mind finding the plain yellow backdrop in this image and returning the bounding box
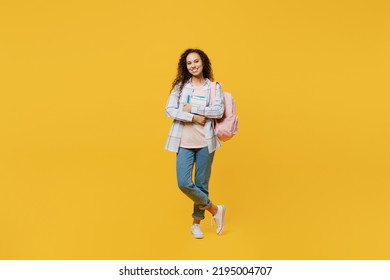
[0,0,389,259]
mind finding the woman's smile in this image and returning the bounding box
[191,67,199,74]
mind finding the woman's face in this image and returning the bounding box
[186,52,204,78]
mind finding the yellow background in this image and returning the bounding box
[1,0,389,259]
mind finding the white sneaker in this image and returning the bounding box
[212,205,226,235]
[191,224,204,239]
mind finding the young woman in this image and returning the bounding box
[165,48,226,239]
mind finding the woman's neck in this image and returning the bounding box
[191,75,205,87]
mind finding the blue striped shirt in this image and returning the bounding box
[165,78,224,153]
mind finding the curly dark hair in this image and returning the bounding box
[171,48,214,93]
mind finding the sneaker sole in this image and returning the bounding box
[191,227,205,239]
[216,205,226,235]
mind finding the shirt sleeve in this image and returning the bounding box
[165,86,194,122]
[190,82,224,119]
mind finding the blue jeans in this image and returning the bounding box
[176,147,215,220]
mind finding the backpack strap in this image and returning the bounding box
[210,82,218,105]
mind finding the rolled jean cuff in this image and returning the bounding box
[192,214,205,220]
[198,201,211,210]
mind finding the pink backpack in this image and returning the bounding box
[210,82,238,142]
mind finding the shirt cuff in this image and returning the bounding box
[183,112,194,122]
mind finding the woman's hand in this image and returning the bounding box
[193,115,206,126]
[183,104,192,112]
